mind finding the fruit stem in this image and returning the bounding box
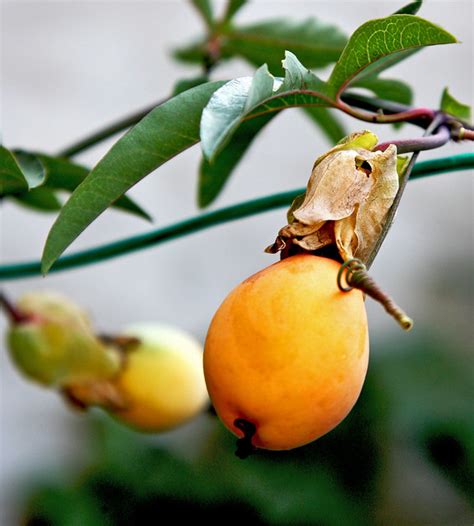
[457,128,474,141]
[234,418,257,459]
[98,334,141,352]
[374,125,451,154]
[337,260,413,331]
[0,291,31,324]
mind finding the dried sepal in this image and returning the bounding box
[266,131,399,263]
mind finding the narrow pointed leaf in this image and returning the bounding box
[13,188,62,212]
[172,76,209,96]
[440,87,471,122]
[37,154,151,220]
[191,0,214,28]
[198,113,275,208]
[327,15,457,97]
[172,41,207,65]
[222,0,247,23]
[42,81,225,273]
[395,0,422,15]
[302,107,347,144]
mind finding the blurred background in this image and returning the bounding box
[1,1,473,524]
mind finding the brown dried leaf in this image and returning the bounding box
[267,131,399,263]
[351,145,399,261]
[293,149,374,225]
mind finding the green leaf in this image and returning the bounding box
[0,145,29,194]
[222,18,347,73]
[0,147,46,194]
[13,187,62,212]
[244,64,275,111]
[201,13,456,161]
[198,113,274,208]
[37,154,151,220]
[200,77,254,160]
[172,76,209,96]
[191,0,214,29]
[351,76,413,106]
[222,0,247,23]
[395,0,422,15]
[1,148,149,219]
[333,129,378,151]
[326,15,457,97]
[396,155,410,177]
[42,81,225,273]
[440,87,471,122]
[13,150,47,189]
[201,52,329,160]
[173,41,207,65]
[302,107,347,144]
[173,17,347,73]
[279,51,327,92]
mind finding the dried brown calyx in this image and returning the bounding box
[266,130,399,264]
[266,130,413,331]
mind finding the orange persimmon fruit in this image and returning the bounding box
[203,254,369,451]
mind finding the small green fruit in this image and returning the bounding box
[5,291,120,386]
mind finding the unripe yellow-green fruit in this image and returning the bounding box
[4,291,120,387]
[106,323,209,432]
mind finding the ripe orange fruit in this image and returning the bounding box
[203,254,369,451]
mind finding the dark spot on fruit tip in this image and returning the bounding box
[234,418,258,459]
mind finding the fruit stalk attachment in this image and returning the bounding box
[234,418,257,459]
[0,291,31,324]
[337,258,413,331]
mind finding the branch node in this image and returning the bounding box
[337,259,413,331]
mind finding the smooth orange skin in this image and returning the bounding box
[203,254,369,451]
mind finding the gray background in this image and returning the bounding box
[1,1,473,524]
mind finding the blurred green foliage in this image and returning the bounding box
[21,331,473,525]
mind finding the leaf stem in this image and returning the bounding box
[336,97,435,125]
[458,128,474,141]
[343,92,474,133]
[0,154,472,281]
